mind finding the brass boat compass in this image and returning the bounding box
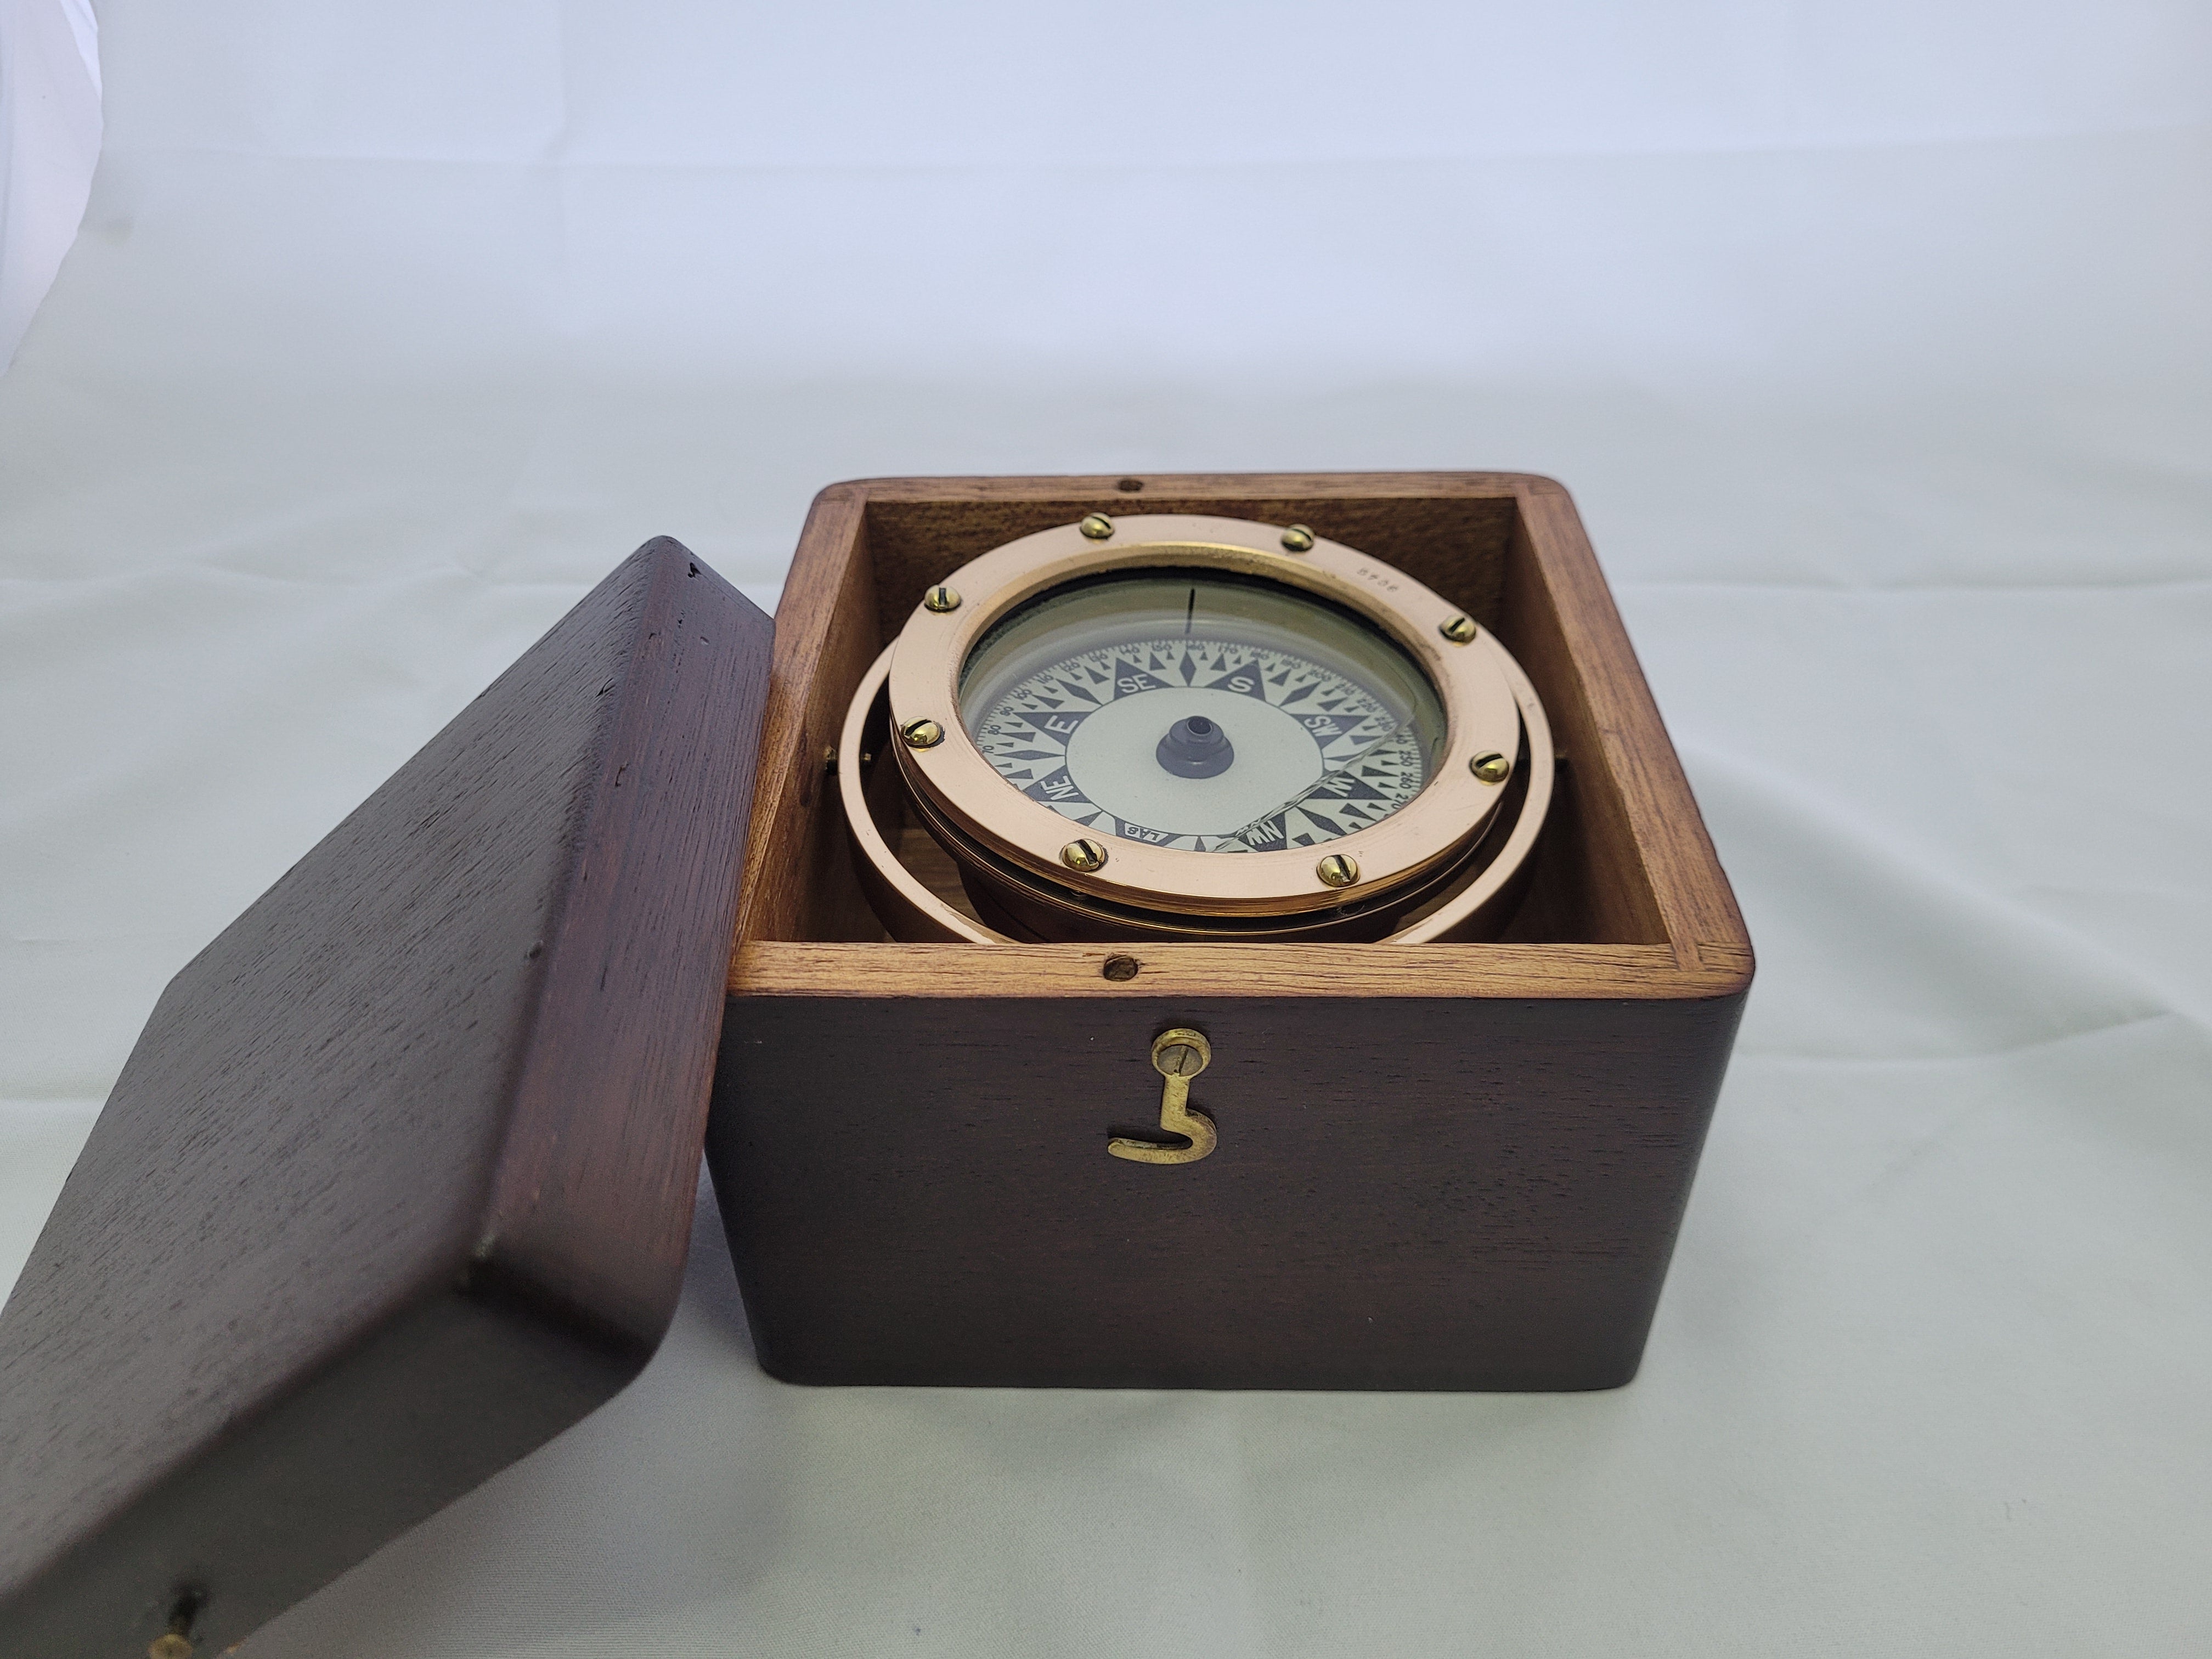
[839,512,1554,944]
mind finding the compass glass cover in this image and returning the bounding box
[958,571,1447,853]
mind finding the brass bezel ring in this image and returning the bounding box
[839,643,1007,943]
[1386,642,1554,943]
[840,641,1556,945]
[885,514,1529,919]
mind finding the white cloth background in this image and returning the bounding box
[0,0,100,369]
[4,3,2210,1654]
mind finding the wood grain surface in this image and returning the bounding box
[713,989,1746,1389]
[0,540,772,1659]
[713,472,1751,1391]
[729,939,1734,1001]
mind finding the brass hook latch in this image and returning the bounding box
[1110,1029,1217,1165]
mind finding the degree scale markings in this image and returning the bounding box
[972,636,1428,852]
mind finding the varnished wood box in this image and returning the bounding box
[710,472,1753,1391]
[0,476,1748,1656]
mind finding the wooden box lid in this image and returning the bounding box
[0,540,773,1658]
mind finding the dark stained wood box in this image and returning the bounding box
[0,473,1749,1657]
[711,472,1753,1391]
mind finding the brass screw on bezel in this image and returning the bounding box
[1061,837,1109,872]
[1440,614,1478,644]
[923,584,961,612]
[1470,751,1512,784]
[1280,523,1316,553]
[900,718,945,749]
[1079,513,1115,540]
[1316,852,1360,888]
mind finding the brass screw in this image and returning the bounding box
[923,584,961,612]
[1102,953,1141,981]
[1280,523,1315,553]
[1316,851,1359,888]
[1079,512,1115,540]
[1151,1028,1212,1077]
[1440,614,1478,644]
[151,1588,204,1658]
[1061,837,1109,872]
[900,718,945,749]
[1470,751,1512,784]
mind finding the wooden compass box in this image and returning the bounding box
[0,472,1750,1657]
[710,471,1753,1393]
